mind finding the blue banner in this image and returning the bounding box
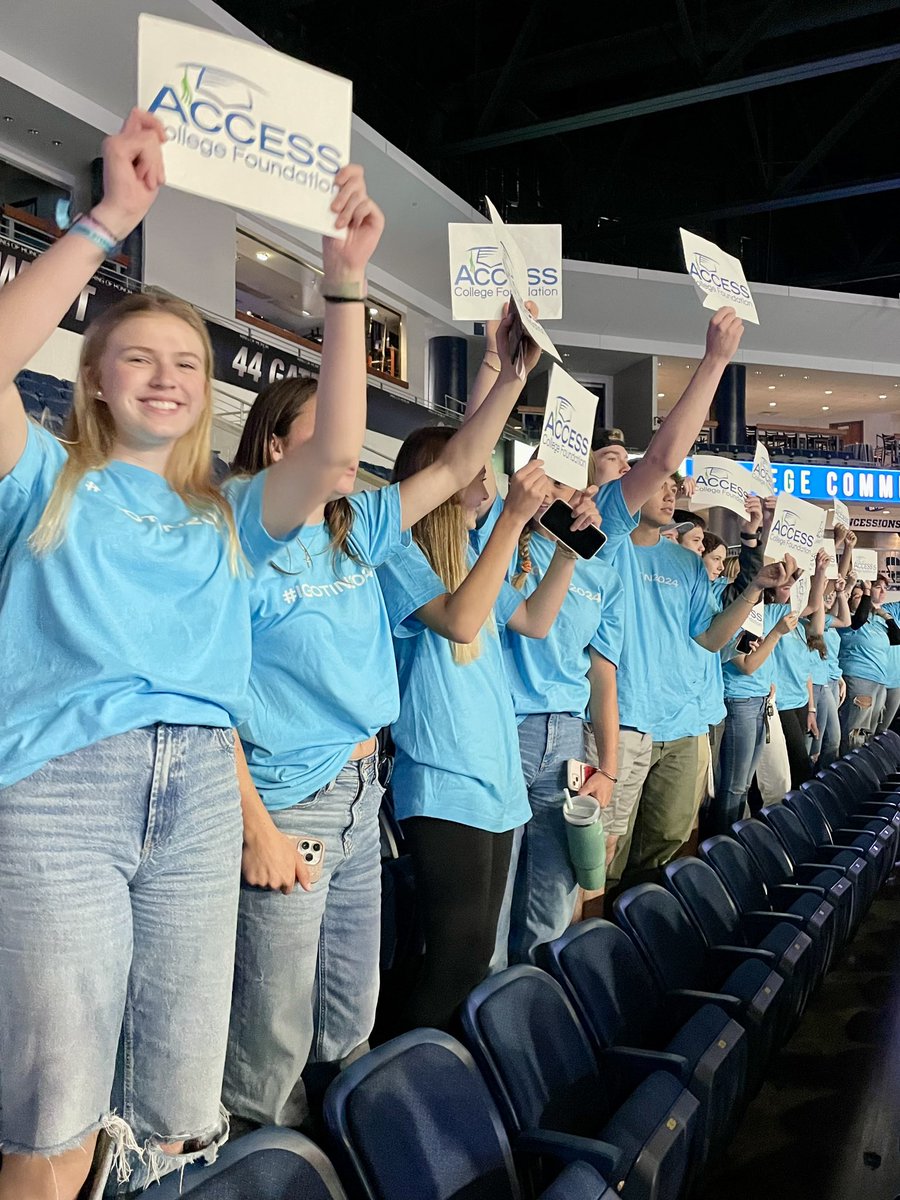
[685,457,900,505]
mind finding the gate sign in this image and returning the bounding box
[448,223,563,320]
[751,440,775,497]
[138,14,352,237]
[538,365,599,489]
[853,549,880,581]
[690,455,754,518]
[765,493,826,570]
[680,229,760,325]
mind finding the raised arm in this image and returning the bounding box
[803,551,828,628]
[463,319,503,511]
[261,168,384,537]
[0,110,165,479]
[830,577,851,628]
[620,308,744,515]
[415,461,562,643]
[838,527,856,579]
[735,612,798,674]
[696,556,798,652]
[398,313,539,531]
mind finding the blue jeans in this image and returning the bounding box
[713,697,766,835]
[811,680,841,768]
[492,713,586,969]
[224,753,383,1129]
[840,676,887,753]
[879,686,900,733]
[0,725,241,1189]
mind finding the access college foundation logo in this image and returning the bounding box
[543,395,590,466]
[453,243,560,302]
[147,63,342,192]
[688,251,752,304]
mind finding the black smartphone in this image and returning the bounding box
[539,499,607,559]
[735,631,759,655]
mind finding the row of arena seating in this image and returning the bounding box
[148,729,900,1200]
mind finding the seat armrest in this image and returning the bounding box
[517,1129,622,1182]
[601,1046,691,1090]
[667,988,743,1020]
[770,883,826,906]
[743,911,805,937]
[708,945,777,975]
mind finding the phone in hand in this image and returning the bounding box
[539,500,607,560]
[567,759,599,792]
[296,836,325,884]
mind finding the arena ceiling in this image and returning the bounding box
[220,0,900,299]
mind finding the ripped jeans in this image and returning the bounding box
[0,725,242,1193]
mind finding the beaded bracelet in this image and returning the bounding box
[67,213,122,257]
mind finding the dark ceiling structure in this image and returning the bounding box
[221,0,900,297]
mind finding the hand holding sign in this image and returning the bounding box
[538,365,599,490]
[751,440,775,498]
[753,552,800,595]
[689,455,753,518]
[853,548,879,581]
[93,109,167,241]
[322,165,385,286]
[681,229,759,325]
[765,493,824,572]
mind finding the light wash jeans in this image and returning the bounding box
[224,753,383,1129]
[0,725,241,1193]
[811,679,841,768]
[840,676,887,753]
[879,686,900,733]
[492,713,586,969]
[713,696,767,835]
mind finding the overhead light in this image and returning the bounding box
[768,385,776,390]
[879,394,887,399]
[51,139,62,147]
[769,401,777,407]
[778,373,786,378]
[686,364,692,370]
[824,390,833,395]
[753,370,762,375]
[246,309,254,316]
[27,128,39,135]
[255,251,270,262]
[2,116,13,122]
[657,392,665,398]
[369,306,378,315]
[657,360,663,366]
[802,375,809,380]
[563,352,571,358]
[301,309,310,317]
[822,405,830,411]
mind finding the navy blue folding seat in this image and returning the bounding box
[782,792,880,910]
[612,884,784,1096]
[462,966,698,1200]
[804,775,898,881]
[699,834,837,973]
[876,729,900,767]
[149,1126,348,1198]
[853,739,900,785]
[733,815,860,939]
[833,754,900,838]
[544,919,747,1163]
[662,858,815,1031]
[324,1030,615,1200]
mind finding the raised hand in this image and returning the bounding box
[679,475,697,499]
[761,496,777,537]
[753,552,799,591]
[92,108,167,241]
[775,612,799,636]
[322,164,385,288]
[495,306,541,381]
[504,460,550,525]
[741,494,763,534]
[569,485,601,531]
[705,306,744,364]
[814,548,829,577]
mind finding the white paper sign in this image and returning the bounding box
[537,365,599,489]
[854,549,880,581]
[679,228,760,325]
[689,455,754,518]
[765,493,825,570]
[485,197,561,365]
[831,499,851,529]
[822,536,839,580]
[448,223,563,320]
[742,601,765,638]
[138,14,352,236]
[791,570,810,616]
[751,440,775,497]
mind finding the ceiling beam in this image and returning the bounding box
[677,174,900,223]
[476,0,545,132]
[705,0,792,82]
[438,43,900,156]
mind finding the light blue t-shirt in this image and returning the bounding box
[723,603,782,700]
[837,609,890,685]
[226,480,409,809]
[808,616,831,687]
[604,532,720,740]
[377,541,531,833]
[695,576,728,726]
[770,602,813,710]
[824,619,842,682]
[471,489,629,720]
[0,423,282,789]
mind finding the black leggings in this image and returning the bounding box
[779,705,812,789]
[400,817,513,1032]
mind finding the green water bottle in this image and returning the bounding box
[563,790,606,891]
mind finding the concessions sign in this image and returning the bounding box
[139,14,352,236]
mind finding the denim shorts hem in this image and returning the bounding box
[0,1115,104,1158]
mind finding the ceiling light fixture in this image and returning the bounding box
[27,128,38,135]
[769,401,777,407]
[255,251,270,262]
[768,385,776,390]
[657,392,665,398]
[369,307,378,315]
[824,390,833,395]
[301,309,310,317]
[822,405,830,411]
[879,394,887,400]
[778,373,786,378]
[51,139,61,147]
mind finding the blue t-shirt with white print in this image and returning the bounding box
[471,485,631,720]
[377,541,531,833]
[770,602,814,710]
[837,610,890,685]
[604,531,720,741]
[0,422,281,789]
[225,479,408,810]
[723,603,783,700]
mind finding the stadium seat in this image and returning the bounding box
[612,884,785,1095]
[461,965,698,1200]
[324,1028,615,1200]
[148,1126,348,1198]
[782,791,881,909]
[544,918,748,1163]
[662,858,815,1031]
[800,777,896,885]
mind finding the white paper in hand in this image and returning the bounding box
[742,601,765,638]
[765,493,824,571]
[831,498,850,529]
[791,570,810,616]
[854,549,880,581]
[680,228,759,325]
[751,440,776,497]
[822,536,839,580]
[537,365,599,490]
[485,196,562,366]
[447,223,562,320]
[690,455,754,518]
[138,14,352,237]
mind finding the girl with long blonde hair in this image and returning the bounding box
[222,309,548,1133]
[0,110,382,1200]
[377,427,591,1031]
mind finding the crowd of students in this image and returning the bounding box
[0,110,897,1200]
